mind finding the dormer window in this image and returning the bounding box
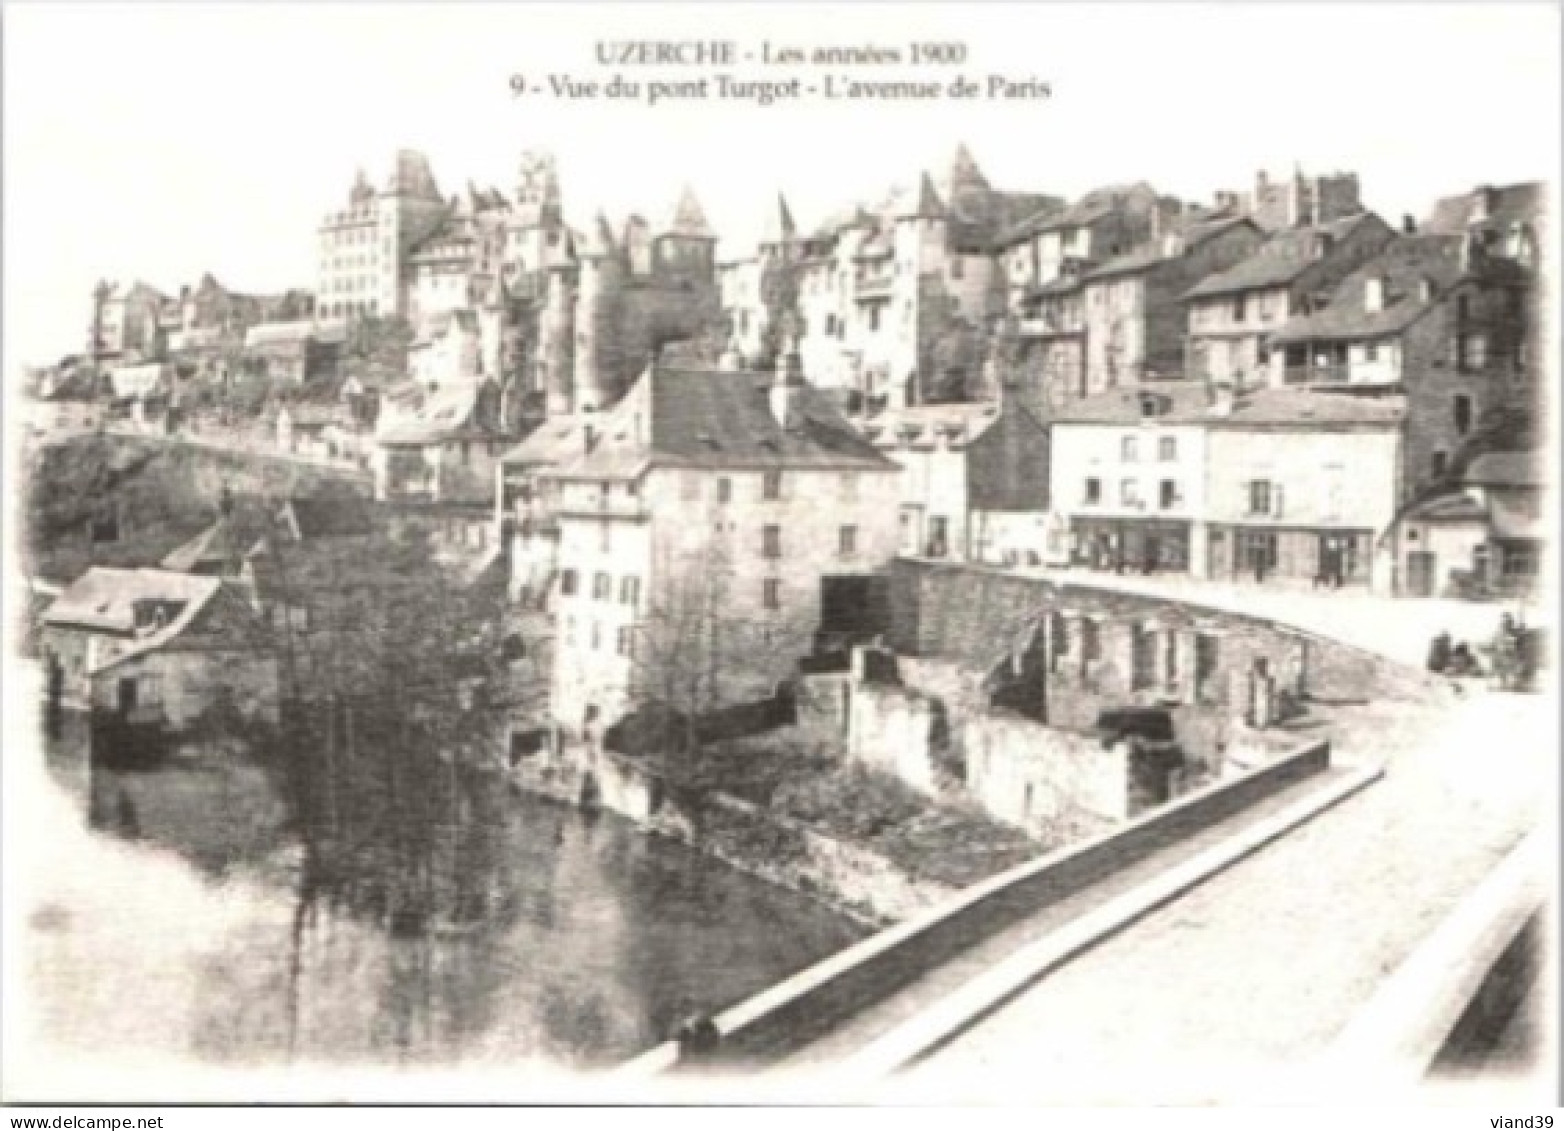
[1313,234,1334,259]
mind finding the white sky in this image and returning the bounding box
[4,1,1559,368]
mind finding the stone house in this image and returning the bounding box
[1078,216,1265,394]
[372,378,512,504]
[90,281,167,362]
[1051,382,1405,589]
[537,348,903,739]
[41,567,279,728]
[243,319,334,384]
[1388,450,1546,598]
[854,396,1053,565]
[1183,212,1397,389]
[1265,232,1537,500]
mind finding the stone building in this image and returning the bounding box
[1388,450,1545,598]
[315,151,448,321]
[1183,212,1397,389]
[41,567,279,729]
[1077,216,1265,395]
[536,348,902,739]
[406,184,511,325]
[716,146,1058,408]
[1050,382,1405,590]
[372,378,513,505]
[1264,231,1536,500]
[854,395,1053,565]
[89,281,168,362]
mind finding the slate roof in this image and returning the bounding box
[540,366,897,481]
[160,513,270,573]
[1084,217,1258,282]
[1051,381,1406,428]
[1184,213,1380,300]
[283,495,375,539]
[44,567,221,636]
[376,382,499,445]
[1425,183,1545,235]
[664,187,716,239]
[1268,234,1466,344]
[245,320,319,349]
[1464,451,1547,488]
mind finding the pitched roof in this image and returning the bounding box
[501,414,593,467]
[1268,234,1466,344]
[1463,450,1546,488]
[43,567,221,636]
[1400,492,1489,524]
[245,319,319,348]
[1424,182,1545,235]
[541,366,897,480]
[1184,213,1380,300]
[758,193,796,245]
[1051,381,1406,428]
[1084,217,1258,282]
[664,186,715,239]
[160,513,270,572]
[892,173,945,219]
[283,495,375,539]
[376,382,499,445]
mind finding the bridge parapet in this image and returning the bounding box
[618,737,1335,1075]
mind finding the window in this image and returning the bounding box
[1158,436,1177,461]
[717,477,732,503]
[951,256,965,280]
[1121,479,1141,506]
[1084,477,1102,505]
[1248,480,1272,516]
[617,626,634,658]
[868,306,881,332]
[1457,294,1470,321]
[1159,480,1181,509]
[1454,395,1473,436]
[593,572,611,600]
[620,576,641,606]
[460,441,471,464]
[1233,294,1247,323]
[1122,436,1138,462]
[927,516,950,558]
[1431,450,1449,480]
[560,569,579,596]
[1365,343,1379,363]
[839,525,858,556]
[763,578,781,609]
[590,621,601,650]
[763,470,782,500]
[762,524,782,559]
[599,521,611,552]
[1502,544,1540,579]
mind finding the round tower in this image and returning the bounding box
[542,252,576,417]
[572,213,619,413]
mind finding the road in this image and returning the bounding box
[875,689,1551,1103]
[1024,567,1541,670]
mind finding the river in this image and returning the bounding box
[23,708,865,1075]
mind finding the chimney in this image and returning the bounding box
[1472,185,1497,223]
[1364,276,1385,314]
[1208,377,1236,417]
[1402,214,1417,235]
[769,334,806,431]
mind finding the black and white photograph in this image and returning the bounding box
[2,0,1558,1113]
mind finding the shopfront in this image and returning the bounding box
[1070,517,1192,575]
[1206,525,1372,586]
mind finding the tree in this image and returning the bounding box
[623,535,811,772]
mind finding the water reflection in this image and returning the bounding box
[41,710,864,1069]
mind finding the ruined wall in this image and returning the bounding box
[965,710,1127,834]
[847,680,943,795]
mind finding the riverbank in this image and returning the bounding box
[504,744,1048,928]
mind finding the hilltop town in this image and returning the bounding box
[19,145,1549,926]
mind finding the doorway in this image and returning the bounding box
[1406,550,1436,597]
